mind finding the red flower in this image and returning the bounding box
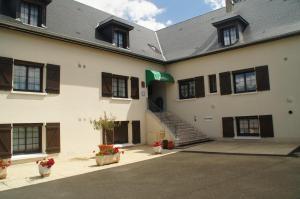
[152,141,161,147]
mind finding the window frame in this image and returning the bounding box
[113,30,128,49]
[233,69,257,94]
[20,1,41,27]
[13,60,44,93]
[221,25,239,47]
[178,78,196,99]
[236,116,260,137]
[208,74,217,93]
[112,75,128,98]
[12,123,43,155]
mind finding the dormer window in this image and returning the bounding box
[20,1,40,26]
[212,15,249,47]
[222,26,238,46]
[96,18,134,49]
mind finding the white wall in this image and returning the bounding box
[0,28,164,156]
[166,36,300,140]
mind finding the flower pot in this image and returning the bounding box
[38,165,51,177]
[153,146,162,154]
[95,153,120,166]
[0,168,7,180]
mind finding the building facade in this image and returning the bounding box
[0,0,299,161]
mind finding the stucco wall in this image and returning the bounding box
[0,28,164,156]
[166,36,300,140]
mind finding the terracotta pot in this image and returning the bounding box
[38,165,51,177]
[95,153,120,166]
[153,146,162,154]
[0,168,7,180]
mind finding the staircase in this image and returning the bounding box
[148,100,210,147]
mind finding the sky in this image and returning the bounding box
[75,0,225,31]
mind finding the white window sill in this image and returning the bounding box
[176,98,197,102]
[111,97,132,101]
[12,153,47,161]
[231,91,258,96]
[10,91,48,96]
[234,136,261,140]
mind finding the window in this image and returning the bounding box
[20,1,40,27]
[113,31,126,48]
[233,70,257,93]
[222,26,238,46]
[179,79,195,99]
[13,125,42,154]
[209,74,217,93]
[236,117,260,137]
[13,64,43,92]
[112,76,128,98]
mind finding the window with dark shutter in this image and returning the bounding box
[131,77,139,99]
[178,78,195,99]
[256,65,270,91]
[209,74,217,93]
[0,124,12,159]
[195,76,205,98]
[102,72,112,97]
[259,115,274,137]
[219,72,232,95]
[0,57,13,91]
[222,117,234,138]
[114,121,129,144]
[132,121,141,144]
[46,64,60,94]
[46,123,60,154]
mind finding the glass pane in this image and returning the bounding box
[112,78,118,97]
[33,144,39,150]
[180,84,188,98]
[223,29,230,46]
[246,72,257,91]
[13,66,27,90]
[230,27,237,44]
[113,32,118,45]
[27,67,41,91]
[27,138,33,144]
[118,33,124,47]
[30,5,39,26]
[235,74,245,92]
[118,79,126,97]
[20,2,29,24]
[33,138,39,144]
[189,81,195,97]
[19,139,25,145]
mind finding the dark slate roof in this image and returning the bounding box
[157,0,300,61]
[0,0,300,63]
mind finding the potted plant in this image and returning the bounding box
[152,141,162,154]
[95,145,122,166]
[91,112,120,145]
[0,159,11,180]
[168,141,175,150]
[36,158,55,177]
[162,140,169,149]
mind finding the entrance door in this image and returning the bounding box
[132,121,141,144]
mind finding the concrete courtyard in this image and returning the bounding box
[0,152,299,199]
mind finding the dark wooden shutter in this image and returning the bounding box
[46,123,61,154]
[102,72,112,97]
[132,121,141,144]
[222,117,234,138]
[114,121,129,144]
[219,72,232,95]
[209,74,217,93]
[256,65,270,91]
[103,130,114,145]
[259,115,274,137]
[131,77,139,99]
[0,124,12,159]
[46,64,60,94]
[195,76,205,98]
[0,57,13,91]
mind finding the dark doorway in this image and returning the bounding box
[132,121,141,144]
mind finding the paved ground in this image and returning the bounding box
[184,139,300,156]
[0,146,179,191]
[0,152,299,199]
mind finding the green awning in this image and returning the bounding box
[146,69,175,86]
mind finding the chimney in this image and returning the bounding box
[226,0,233,12]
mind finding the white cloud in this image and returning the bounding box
[204,0,225,9]
[75,0,172,30]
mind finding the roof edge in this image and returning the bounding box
[165,30,300,64]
